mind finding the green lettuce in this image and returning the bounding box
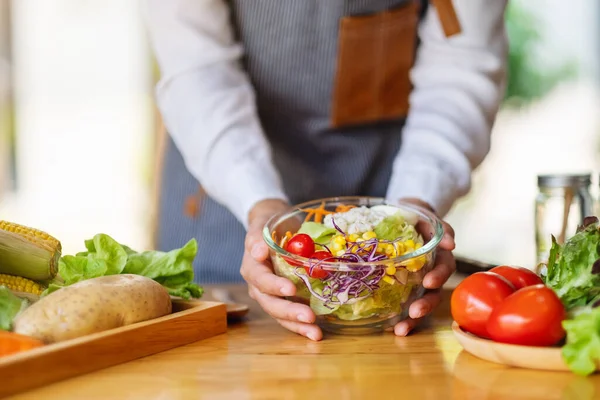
[373,214,419,242]
[0,287,28,330]
[273,256,302,285]
[562,306,600,376]
[335,298,380,321]
[543,222,600,310]
[297,221,337,245]
[332,282,412,321]
[44,234,203,300]
[122,239,202,299]
[310,295,339,315]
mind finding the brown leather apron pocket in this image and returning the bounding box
[331,1,420,129]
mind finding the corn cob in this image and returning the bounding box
[0,221,61,281]
[0,273,45,295]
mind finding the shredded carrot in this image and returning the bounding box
[335,204,356,213]
[300,201,333,223]
[303,211,315,222]
[271,230,277,242]
[285,231,293,239]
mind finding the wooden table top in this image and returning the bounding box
[7,274,600,400]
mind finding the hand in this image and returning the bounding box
[240,199,323,341]
[393,198,457,337]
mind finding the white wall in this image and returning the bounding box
[516,0,599,79]
[446,0,600,268]
[6,0,154,254]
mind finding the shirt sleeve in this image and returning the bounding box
[385,0,509,217]
[142,0,288,229]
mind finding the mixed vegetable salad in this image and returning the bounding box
[451,216,600,376]
[272,203,431,322]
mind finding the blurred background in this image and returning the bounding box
[0,0,598,268]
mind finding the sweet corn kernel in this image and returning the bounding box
[332,242,344,252]
[382,276,396,285]
[405,239,415,249]
[385,246,395,256]
[394,242,405,254]
[415,242,423,250]
[348,234,359,242]
[335,249,346,257]
[385,266,397,275]
[356,238,364,243]
[0,274,44,295]
[377,244,385,253]
[405,256,426,272]
[362,231,377,240]
[333,235,346,245]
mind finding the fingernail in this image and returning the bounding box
[307,332,318,341]
[280,286,292,296]
[395,326,408,336]
[297,314,308,323]
[415,307,429,319]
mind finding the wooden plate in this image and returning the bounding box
[452,321,599,372]
[0,300,227,398]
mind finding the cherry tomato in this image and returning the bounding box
[285,234,315,258]
[305,251,332,279]
[489,265,543,290]
[486,284,566,347]
[451,272,516,339]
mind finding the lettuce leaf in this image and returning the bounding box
[543,222,600,310]
[0,287,28,330]
[297,222,337,245]
[273,256,302,285]
[44,234,203,300]
[61,234,128,285]
[373,214,418,242]
[562,306,600,376]
[122,239,201,299]
[310,295,339,315]
[332,282,412,321]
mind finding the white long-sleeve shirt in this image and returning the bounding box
[143,0,508,228]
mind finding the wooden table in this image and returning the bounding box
[7,275,600,400]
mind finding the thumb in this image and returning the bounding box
[245,223,270,262]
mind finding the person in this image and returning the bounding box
[143,0,509,341]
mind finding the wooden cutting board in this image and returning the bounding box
[0,300,227,398]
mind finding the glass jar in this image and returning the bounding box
[535,174,594,264]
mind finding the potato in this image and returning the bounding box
[13,274,172,343]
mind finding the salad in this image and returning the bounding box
[271,203,432,322]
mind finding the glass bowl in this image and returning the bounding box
[262,196,444,335]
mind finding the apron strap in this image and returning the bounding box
[431,0,462,37]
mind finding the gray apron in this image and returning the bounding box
[157,0,429,284]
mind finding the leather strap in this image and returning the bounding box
[431,0,462,37]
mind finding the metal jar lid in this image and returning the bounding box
[537,173,592,188]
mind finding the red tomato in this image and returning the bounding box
[489,265,543,290]
[305,251,332,279]
[486,284,566,346]
[285,234,315,258]
[451,272,516,339]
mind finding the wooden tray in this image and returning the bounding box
[452,321,599,372]
[0,300,227,398]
